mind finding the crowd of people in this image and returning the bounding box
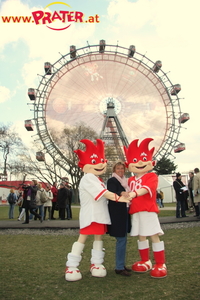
[173,168,200,219]
[7,179,73,223]
[7,168,200,226]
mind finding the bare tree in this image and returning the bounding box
[10,122,98,203]
[49,122,98,201]
[12,152,67,185]
[0,123,23,179]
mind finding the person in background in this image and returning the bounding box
[35,183,45,222]
[16,190,23,218]
[18,184,29,221]
[66,183,73,220]
[188,171,196,215]
[57,183,69,220]
[160,190,164,208]
[23,180,42,224]
[51,182,58,220]
[44,184,53,220]
[156,190,162,208]
[193,168,200,219]
[107,161,132,277]
[18,188,26,221]
[173,173,188,218]
[7,188,17,219]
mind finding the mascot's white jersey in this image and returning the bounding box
[79,173,111,229]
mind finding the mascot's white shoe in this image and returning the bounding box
[132,260,152,273]
[90,264,107,277]
[65,267,82,281]
[150,264,167,278]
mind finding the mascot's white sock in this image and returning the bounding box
[65,242,85,281]
[90,241,107,277]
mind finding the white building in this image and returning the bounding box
[158,174,189,203]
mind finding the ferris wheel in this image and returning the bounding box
[25,40,189,169]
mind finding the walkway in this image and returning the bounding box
[0,207,199,230]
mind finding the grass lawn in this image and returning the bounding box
[0,226,200,300]
[0,202,199,299]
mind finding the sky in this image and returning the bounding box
[0,0,200,174]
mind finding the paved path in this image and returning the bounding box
[0,207,199,229]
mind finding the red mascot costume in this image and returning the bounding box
[124,138,167,278]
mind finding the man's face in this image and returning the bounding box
[83,162,107,176]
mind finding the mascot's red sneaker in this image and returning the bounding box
[65,267,82,281]
[132,260,152,273]
[150,264,167,278]
[90,264,107,277]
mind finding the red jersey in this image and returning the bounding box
[128,172,159,214]
[51,186,58,203]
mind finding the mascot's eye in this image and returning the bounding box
[91,159,96,164]
[133,158,137,163]
[101,158,105,163]
[143,157,147,161]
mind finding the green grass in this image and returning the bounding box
[0,226,200,300]
[158,210,175,217]
[162,202,176,207]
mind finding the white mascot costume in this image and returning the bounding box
[65,139,132,281]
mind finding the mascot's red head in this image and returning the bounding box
[74,139,107,169]
[124,138,155,174]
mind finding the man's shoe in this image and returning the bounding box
[22,222,29,224]
[124,266,132,272]
[115,269,131,276]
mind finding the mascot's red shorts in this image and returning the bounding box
[80,222,107,235]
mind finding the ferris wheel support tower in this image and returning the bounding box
[100,98,129,163]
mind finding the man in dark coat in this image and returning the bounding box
[23,180,41,224]
[57,183,70,220]
[51,182,58,220]
[173,173,188,218]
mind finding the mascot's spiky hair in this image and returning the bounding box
[74,139,107,169]
[124,138,155,167]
